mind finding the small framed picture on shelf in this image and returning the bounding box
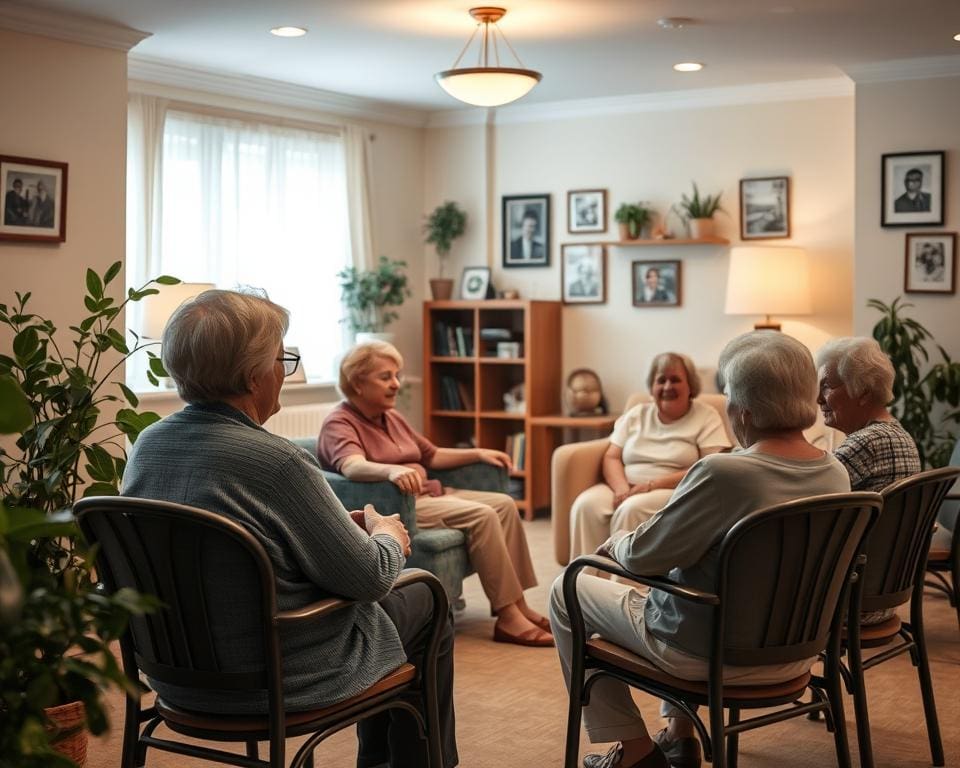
[567,189,606,234]
[503,194,550,267]
[460,266,492,299]
[881,151,945,227]
[561,243,606,304]
[904,232,956,294]
[1,154,68,243]
[632,260,681,307]
[739,176,790,239]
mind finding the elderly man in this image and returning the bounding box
[4,178,28,225]
[894,167,932,213]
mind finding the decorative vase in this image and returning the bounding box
[355,331,396,346]
[46,701,87,766]
[688,218,715,239]
[429,278,454,300]
[618,222,639,241]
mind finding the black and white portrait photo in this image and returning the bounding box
[502,194,550,267]
[904,232,955,294]
[882,151,944,227]
[632,260,681,307]
[0,155,68,243]
[561,244,605,304]
[567,189,606,234]
[740,176,790,239]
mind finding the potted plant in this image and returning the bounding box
[676,182,724,239]
[424,201,467,300]
[614,202,653,241]
[0,261,172,766]
[337,256,411,343]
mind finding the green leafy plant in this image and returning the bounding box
[423,201,467,278]
[614,203,653,239]
[869,296,960,467]
[677,182,724,219]
[337,256,411,333]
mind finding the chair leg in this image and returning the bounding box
[246,740,259,759]
[564,684,585,768]
[911,615,945,766]
[823,671,852,768]
[120,698,140,768]
[847,645,874,768]
[725,708,739,768]
[708,698,725,768]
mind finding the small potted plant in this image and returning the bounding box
[337,256,411,343]
[614,202,653,241]
[423,201,467,300]
[676,182,724,239]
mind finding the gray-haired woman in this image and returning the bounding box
[815,336,920,492]
[550,331,850,768]
[123,289,458,768]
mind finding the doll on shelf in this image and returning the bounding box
[563,368,609,417]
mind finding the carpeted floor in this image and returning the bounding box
[86,517,960,767]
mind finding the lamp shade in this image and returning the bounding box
[435,67,541,107]
[142,282,216,340]
[724,246,811,319]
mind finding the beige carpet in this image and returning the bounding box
[86,518,960,767]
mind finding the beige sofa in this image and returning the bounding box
[550,392,841,565]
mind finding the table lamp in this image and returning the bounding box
[142,282,216,339]
[724,246,811,330]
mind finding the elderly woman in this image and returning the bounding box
[318,341,552,647]
[122,290,458,768]
[816,337,920,491]
[550,331,850,768]
[568,352,731,561]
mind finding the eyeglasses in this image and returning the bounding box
[277,351,301,377]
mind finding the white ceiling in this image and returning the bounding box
[10,0,960,113]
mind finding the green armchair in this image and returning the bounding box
[291,438,508,599]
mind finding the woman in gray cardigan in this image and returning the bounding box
[123,288,457,768]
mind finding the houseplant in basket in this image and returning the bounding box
[337,255,411,343]
[0,261,172,766]
[676,182,724,239]
[424,201,467,300]
[614,202,653,240]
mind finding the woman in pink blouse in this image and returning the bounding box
[318,341,552,647]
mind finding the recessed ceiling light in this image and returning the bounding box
[657,17,695,30]
[674,62,704,72]
[270,26,307,38]
[954,33,960,41]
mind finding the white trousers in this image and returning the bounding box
[568,484,674,561]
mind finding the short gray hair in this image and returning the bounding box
[719,330,818,431]
[339,341,404,398]
[162,289,289,404]
[647,352,701,398]
[815,337,894,406]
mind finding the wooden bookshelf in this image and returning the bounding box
[423,299,562,519]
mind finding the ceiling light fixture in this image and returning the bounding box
[673,62,704,72]
[657,17,694,30]
[270,26,307,38]
[954,33,960,41]
[435,6,541,108]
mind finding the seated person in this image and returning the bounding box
[122,290,458,768]
[550,331,850,768]
[568,352,731,561]
[318,340,552,647]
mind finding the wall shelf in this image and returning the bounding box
[610,236,729,246]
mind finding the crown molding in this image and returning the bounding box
[426,77,853,128]
[844,54,960,84]
[0,1,149,51]
[128,56,429,128]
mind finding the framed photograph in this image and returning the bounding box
[632,260,681,307]
[460,266,492,299]
[881,151,945,227]
[904,232,956,294]
[1,155,68,243]
[561,244,606,304]
[567,189,606,234]
[502,194,550,267]
[740,176,790,239]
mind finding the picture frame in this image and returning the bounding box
[632,259,681,307]
[1,154,68,243]
[740,176,790,240]
[567,189,607,234]
[502,194,550,267]
[881,151,945,227]
[561,244,606,304]
[460,266,492,300]
[904,232,956,295]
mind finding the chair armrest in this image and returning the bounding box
[564,554,720,606]
[552,438,609,566]
[428,462,508,493]
[323,471,419,537]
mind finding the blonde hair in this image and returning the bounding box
[339,341,404,398]
[646,352,702,398]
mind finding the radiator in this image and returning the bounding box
[263,403,337,439]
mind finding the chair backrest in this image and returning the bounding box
[75,496,282,696]
[861,466,960,611]
[714,492,882,666]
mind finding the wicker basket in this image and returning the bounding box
[46,700,88,766]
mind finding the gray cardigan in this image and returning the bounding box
[122,402,406,713]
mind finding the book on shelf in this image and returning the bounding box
[505,431,525,471]
[456,380,474,411]
[433,320,450,356]
[432,321,474,357]
[439,375,463,410]
[480,327,512,341]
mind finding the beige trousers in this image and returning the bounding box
[415,489,537,612]
[568,483,675,560]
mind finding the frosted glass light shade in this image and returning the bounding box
[142,282,216,339]
[724,246,811,317]
[435,67,541,107]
